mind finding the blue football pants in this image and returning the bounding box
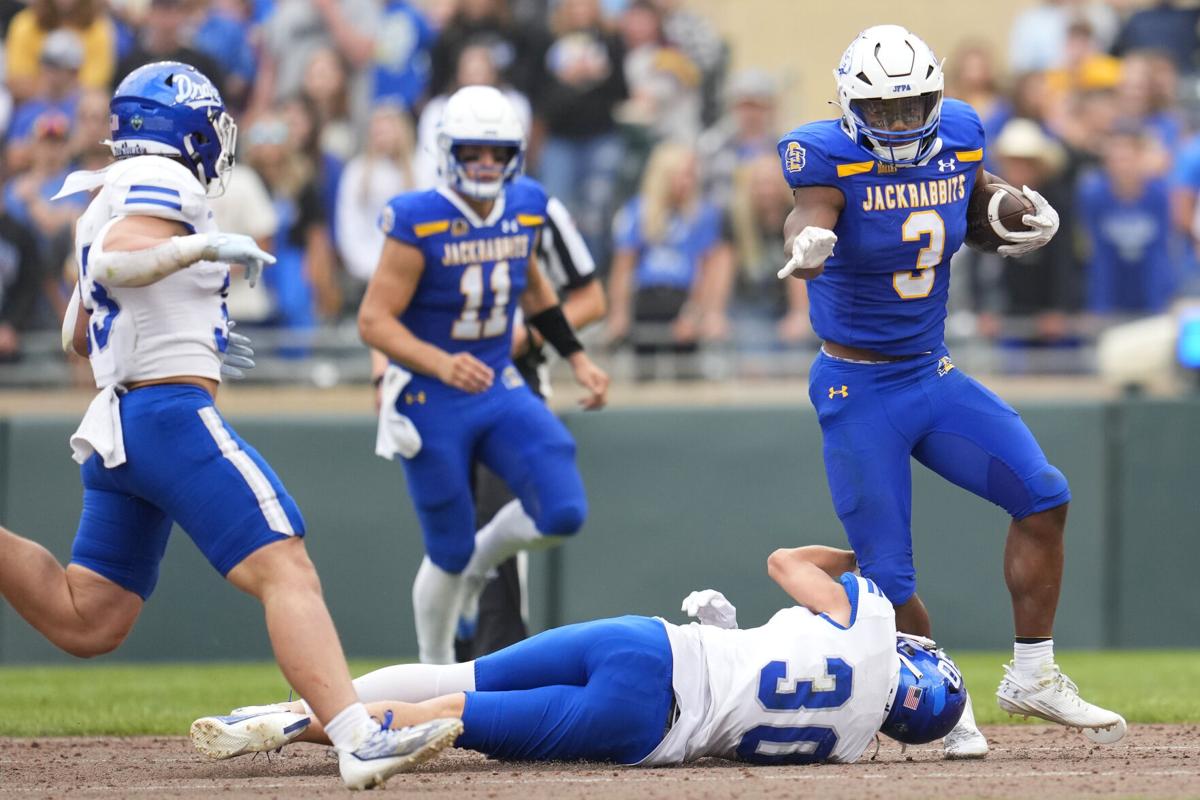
[460,615,675,763]
[398,376,587,573]
[808,348,1070,605]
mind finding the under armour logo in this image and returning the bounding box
[404,391,427,405]
[828,385,849,399]
[938,158,956,173]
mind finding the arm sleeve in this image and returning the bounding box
[379,197,419,246]
[105,160,209,231]
[543,195,596,289]
[777,129,837,190]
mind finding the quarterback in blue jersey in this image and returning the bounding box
[358,85,609,666]
[776,26,1125,757]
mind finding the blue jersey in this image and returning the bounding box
[778,99,985,355]
[380,177,549,381]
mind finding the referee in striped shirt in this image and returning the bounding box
[457,194,606,659]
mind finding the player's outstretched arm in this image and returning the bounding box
[359,238,493,393]
[779,185,844,280]
[767,546,854,626]
[521,250,609,410]
[96,216,275,288]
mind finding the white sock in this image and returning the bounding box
[956,692,980,732]
[1013,639,1055,680]
[460,499,565,623]
[323,702,376,752]
[413,557,462,664]
[353,661,477,703]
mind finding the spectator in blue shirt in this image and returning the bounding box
[371,0,436,111]
[1078,126,1178,315]
[192,0,259,112]
[607,141,727,377]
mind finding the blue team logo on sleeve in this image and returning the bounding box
[785,142,806,173]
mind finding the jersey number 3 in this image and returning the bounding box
[736,657,853,765]
[453,261,510,340]
[893,209,944,300]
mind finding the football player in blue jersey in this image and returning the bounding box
[358,85,609,666]
[775,26,1125,758]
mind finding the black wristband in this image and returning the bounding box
[528,304,583,358]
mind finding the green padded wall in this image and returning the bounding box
[0,398,1194,663]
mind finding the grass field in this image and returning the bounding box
[1,650,1198,737]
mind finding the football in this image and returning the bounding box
[964,182,1036,253]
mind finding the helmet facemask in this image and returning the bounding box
[441,138,524,200]
[849,90,942,164]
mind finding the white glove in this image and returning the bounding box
[220,321,255,380]
[996,185,1059,258]
[681,589,738,629]
[778,226,837,279]
[201,233,276,287]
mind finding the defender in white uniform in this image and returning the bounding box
[0,61,460,790]
[191,545,967,767]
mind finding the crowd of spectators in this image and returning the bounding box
[0,0,1198,380]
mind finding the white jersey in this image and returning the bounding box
[643,574,899,766]
[63,156,227,389]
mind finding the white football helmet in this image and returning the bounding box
[835,25,944,165]
[436,85,526,200]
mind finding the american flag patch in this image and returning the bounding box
[903,686,922,710]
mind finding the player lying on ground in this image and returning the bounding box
[192,545,966,767]
[775,25,1126,758]
[0,62,458,790]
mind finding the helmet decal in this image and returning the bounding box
[107,61,237,196]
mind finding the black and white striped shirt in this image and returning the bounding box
[519,196,597,396]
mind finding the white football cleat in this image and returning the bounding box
[190,704,310,759]
[996,662,1127,742]
[943,692,988,759]
[339,717,462,791]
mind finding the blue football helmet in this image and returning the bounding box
[108,61,237,195]
[880,633,967,744]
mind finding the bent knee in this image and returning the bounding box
[536,498,587,537]
[63,623,132,659]
[232,538,323,596]
[862,565,915,607]
[1014,464,1071,520]
[427,539,473,574]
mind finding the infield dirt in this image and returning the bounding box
[1,724,1197,798]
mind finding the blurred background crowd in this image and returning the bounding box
[0,0,1199,386]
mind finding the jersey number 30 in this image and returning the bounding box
[893,209,944,300]
[735,657,853,765]
[453,261,510,340]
